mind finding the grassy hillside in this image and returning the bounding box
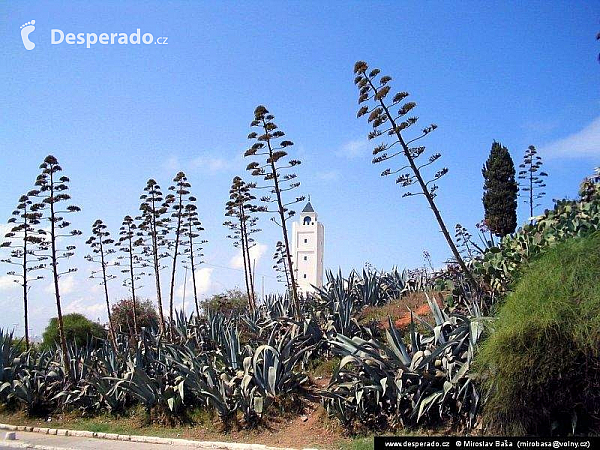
[477,231,600,435]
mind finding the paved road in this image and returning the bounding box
[0,431,247,450]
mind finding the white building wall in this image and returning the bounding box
[291,206,324,294]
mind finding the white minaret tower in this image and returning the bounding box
[292,199,324,294]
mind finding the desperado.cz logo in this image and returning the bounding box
[52,28,168,48]
[19,20,168,50]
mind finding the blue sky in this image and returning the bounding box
[1,1,598,336]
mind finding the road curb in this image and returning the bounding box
[0,423,316,450]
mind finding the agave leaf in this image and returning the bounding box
[380,377,388,395]
[356,389,363,404]
[167,397,175,411]
[425,292,446,326]
[409,313,419,354]
[385,317,411,366]
[415,340,454,371]
[253,395,264,414]
[268,366,277,395]
[417,391,443,423]
[450,360,470,384]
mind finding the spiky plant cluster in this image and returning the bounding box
[1,194,47,349]
[244,106,305,318]
[85,219,118,349]
[224,176,260,311]
[0,265,479,431]
[518,145,548,219]
[476,169,599,292]
[353,61,476,287]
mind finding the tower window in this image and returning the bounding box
[303,216,311,225]
[303,256,307,261]
[303,274,307,279]
[304,238,308,244]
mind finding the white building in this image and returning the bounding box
[292,201,324,294]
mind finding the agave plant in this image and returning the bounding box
[216,324,248,371]
[251,345,306,400]
[378,267,410,298]
[322,294,485,430]
[0,351,61,416]
[232,332,309,422]
[314,271,362,336]
[263,293,296,320]
[111,359,185,417]
[0,329,23,393]
[167,346,238,420]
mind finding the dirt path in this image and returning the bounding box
[250,378,341,449]
[393,302,435,329]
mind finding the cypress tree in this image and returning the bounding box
[482,141,518,237]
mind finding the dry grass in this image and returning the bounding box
[357,291,446,330]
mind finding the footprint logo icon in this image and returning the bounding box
[20,20,36,50]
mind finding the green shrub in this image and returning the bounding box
[476,232,600,435]
[111,298,159,334]
[41,313,106,349]
[476,168,600,293]
[201,288,248,317]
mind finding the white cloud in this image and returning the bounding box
[191,155,234,173]
[230,243,268,270]
[64,298,106,321]
[0,275,19,292]
[175,267,214,297]
[0,224,13,239]
[164,156,181,172]
[164,154,237,176]
[174,267,214,311]
[539,116,600,159]
[335,139,369,159]
[521,119,559,135]
[317,170,340,181]
[44,275,76,295]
